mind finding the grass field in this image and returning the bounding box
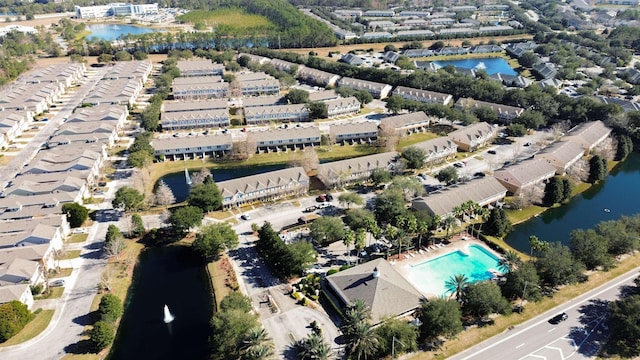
[60,250,82,260]
[177,8,273,29]
[67,234,88,244]
[0,310,54,348]
[35,287,64,300]
[50,268,74,278]
[397,132,439,150]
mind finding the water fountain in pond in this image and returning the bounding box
[163,304,175,323]
[474,62,487,71]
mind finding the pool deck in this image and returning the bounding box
[390,232,505,298]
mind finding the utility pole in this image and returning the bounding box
[520,280,528,313]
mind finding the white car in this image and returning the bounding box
[49,279,65,287]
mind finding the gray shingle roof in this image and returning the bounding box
[326,258,424,324]
[493,159,556,189]
[379,112,430,131]
[412,177,507,216]
[217,167,309,198]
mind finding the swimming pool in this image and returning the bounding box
[431,57,517,76]
[406,244,503,297]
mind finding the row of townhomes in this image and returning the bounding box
[0,61,144,309]
[411,120,612,218]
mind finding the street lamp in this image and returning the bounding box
[520,280,528,313]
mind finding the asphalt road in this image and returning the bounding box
[450,267,640,360]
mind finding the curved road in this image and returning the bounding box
[451,266,640,360]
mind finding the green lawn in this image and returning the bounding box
[177,8,273,29]
[35,287,64,300]
[66,234,88,244]
[60,250,82,260]
[397,132,439,150]
[0,310,54,347]
[50,268,73,278]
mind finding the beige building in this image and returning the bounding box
[316,152,398,189]
[393,86,453,106]
[455,98,525,123]
[218,167,309,208]
[379,111,431,135]
[325,96,361,118]
[329,122,378,144]
[535,140,585,175]
[564,120,612,155]
[247,127,321,153]
[412,177,508,217]
[448,122,497,152]
[337,77,393,99]
[177,59,224,77]
[325,258,424,325]
[411,137,458,165]
[493,159,557,195]
[152,134,233,160]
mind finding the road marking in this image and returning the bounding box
[547,328,556,333]
[455,268,640,360]
[516,343,525,349]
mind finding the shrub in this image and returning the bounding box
[98,294,123,323]
[89,321,115,351]
[0,301,32,342]
[30,284,44,295]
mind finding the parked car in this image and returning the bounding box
[303,206,317,213]
[325,193,334,201]
[524,142,532,147]
[488,150,497,155]
[49,279,65,287]
[316,195,326,202]
[453,162,465,168]
[240,214,251,220]
[473,172,486,178]
[548,312,568,324]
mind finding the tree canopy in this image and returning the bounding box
[462,281,511,320]
[192,223,239,260]
[310,216,346,246]
[401,146,427,169]
[419,298,463,341]
[169,206,204,234]
[62,203,89,228]
[187,180,223,212]
[112,186,144,212]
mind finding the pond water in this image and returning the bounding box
[159,163,289,203]
[432,57,517,76]
[87,24,158,41]
[110,245,212,360]
[505,153,640,253]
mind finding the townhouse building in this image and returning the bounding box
[244,104,309,125]
[493,159,557,195]
[337,77,393,99]
[447,122,497,152]
[411,177,508,217]
[455,98,524,123]
[177,59,224,77]
[329,122,378,144]
[151,133,233,160]
[161,108,230,130]
[325,96,361,118]
[393,86,453,106]
[316,152,398,189]
[247,127,321,153]
[217,167,309,209]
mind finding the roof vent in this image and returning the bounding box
[372,267,379,278]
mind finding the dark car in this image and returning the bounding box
[325,193,334,201]
[524,142,532,147]
[488,150,497,154]
[473,172,486,178]
[549,312,568,324]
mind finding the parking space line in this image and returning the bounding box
[516,343,525,349]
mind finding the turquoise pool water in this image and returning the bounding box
[432,57,517,76]
[406,244,502,297]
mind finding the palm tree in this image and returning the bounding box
[241,327,274,360]
[343,299,371,332]
[295,332,334,360]
[528,235,550,257]
[346,322,380,360]
[445,274,469,303]
[473,207,490,237]
[497,250,521,274]
[443,216,456,240]
[343,229,355,265]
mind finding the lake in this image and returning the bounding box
[159,163,289,203]
[87,24,158,41]
[505,153,640,253]
[432,57,517,76]
[109,245,212,360]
